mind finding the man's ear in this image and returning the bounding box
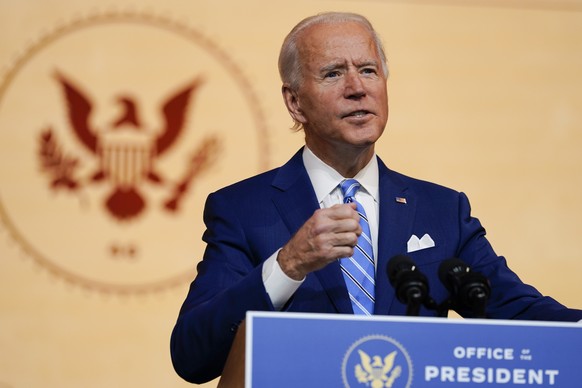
[282,84,307,124]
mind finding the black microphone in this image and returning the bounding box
[438,258,491,318]
[387,255,431,316]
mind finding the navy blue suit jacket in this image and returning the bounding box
[171,148,582,383]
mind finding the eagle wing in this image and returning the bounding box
[383,350,397,375]
[54,70,98,153]
[156,77,204,155]
[358,349,374,374]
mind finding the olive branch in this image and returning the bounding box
[38,127,80,190]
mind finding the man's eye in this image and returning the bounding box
[362,68,377,75]
[324,71,340,78]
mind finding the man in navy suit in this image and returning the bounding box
[171,12,582,384]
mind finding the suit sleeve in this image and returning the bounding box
[456,192,582,321]
[170,190,276,384]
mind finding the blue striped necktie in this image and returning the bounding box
[339,179,375,315]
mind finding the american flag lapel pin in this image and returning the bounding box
[395,197,407,204]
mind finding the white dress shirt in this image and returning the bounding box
[262,147,380,309]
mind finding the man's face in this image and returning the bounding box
[290,21,388,157]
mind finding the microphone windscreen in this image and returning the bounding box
[438,257,467,286]
[387,254,415,284]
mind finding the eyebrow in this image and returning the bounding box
[320,61,347,74]
[319,59,379,74]
[356,60,380,69]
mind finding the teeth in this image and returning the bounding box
[352,111,366,117]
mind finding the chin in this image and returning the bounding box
[350,128,383,145]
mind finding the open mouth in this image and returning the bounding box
[344,110,372,118]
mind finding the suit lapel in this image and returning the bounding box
[271,149,353,314]
[313,261,353,313]
[374,159,417,315]
[271,149,318,236]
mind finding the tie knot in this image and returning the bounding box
[340,179,361,203]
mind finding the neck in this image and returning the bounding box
[306,143,375,178]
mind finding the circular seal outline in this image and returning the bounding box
[341,334,414,388]
[0,8,270,295]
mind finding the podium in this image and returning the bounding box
[219,311,582,387]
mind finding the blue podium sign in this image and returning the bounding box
[245,311,582,387]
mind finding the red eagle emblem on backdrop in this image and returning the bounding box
[39,70,220,221]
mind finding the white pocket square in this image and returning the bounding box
[407,233,435,253]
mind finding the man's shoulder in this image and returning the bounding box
[209,149,305,199]
[210,167,280,198]
[379,160,460,198]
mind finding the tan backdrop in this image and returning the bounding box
[1,1,581,387]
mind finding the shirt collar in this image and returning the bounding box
[302,146,379,203]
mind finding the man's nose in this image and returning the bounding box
[344,71,366,99]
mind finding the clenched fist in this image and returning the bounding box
[277,202,361,280]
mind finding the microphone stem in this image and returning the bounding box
[405,289,423,316]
